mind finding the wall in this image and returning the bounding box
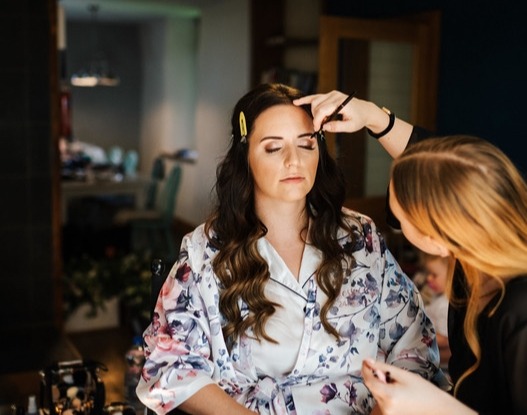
[67,21,142,153]
[0,0,60,373]
[183,0,250,225]
[135,0,250,226]
[324,0,527,176]
[139,17,198,173]
[283,0,320,72]
[138,15,199,227]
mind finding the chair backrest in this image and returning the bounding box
[150,258,168,319]
[156,163,182,223]
[145,157,166,209]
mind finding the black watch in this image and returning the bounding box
[367,107,395,139]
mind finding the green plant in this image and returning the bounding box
[63,251,153,327]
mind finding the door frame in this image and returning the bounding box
[318,11,441,157]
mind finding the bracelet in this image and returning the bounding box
[367,107,395,139]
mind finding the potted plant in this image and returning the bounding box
[63,251,153,332]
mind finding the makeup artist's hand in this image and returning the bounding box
[361,359,477,415]
[294,90,375,133]
[294,90,415,159]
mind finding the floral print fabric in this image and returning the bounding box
[137,209,445,414]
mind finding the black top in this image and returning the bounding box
[448,274,527,415]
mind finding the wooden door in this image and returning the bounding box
[318,11,441,198]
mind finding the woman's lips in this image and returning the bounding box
[281,176,304,183]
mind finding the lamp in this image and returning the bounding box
[70,4,120,87]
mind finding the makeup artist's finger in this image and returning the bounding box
[363,359,400,375]
[294,95,332,130]
[362,359,385,385]
[362,360,392,403]
[294,91,348,130]
[319,120,347,133]
[293,95,321,106]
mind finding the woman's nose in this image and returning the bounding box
[284,145,300,166]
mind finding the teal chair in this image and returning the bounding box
[145,156,166,209]
[115,163,182,261]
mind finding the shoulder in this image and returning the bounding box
[169,224,220,289]
[180,223,219,262]
[505,274,527,291]
[338,207,387,256]
[339,207,383,240]
[499,275,527,315]
[341,207,378,230]
[183,223,217,246]
[491,276,527,333]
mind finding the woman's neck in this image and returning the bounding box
[256,201,309,280]
[255,200,308,241]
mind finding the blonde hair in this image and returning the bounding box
[391,135,527,394]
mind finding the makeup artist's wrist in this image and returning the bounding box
[365,102,393,137]
[364,102,413,159]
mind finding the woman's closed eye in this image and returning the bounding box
[265,146,281,154]
[298,135,317,150]
[264,142,316,153]
[299,141,316,150]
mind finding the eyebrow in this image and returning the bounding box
[259,132,315,142]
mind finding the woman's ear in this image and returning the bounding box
[423,235,450,257]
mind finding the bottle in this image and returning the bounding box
[124,335,146,414]
[27,395,38,415]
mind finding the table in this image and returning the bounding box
[61,176,149,225]
[0,327,82,405]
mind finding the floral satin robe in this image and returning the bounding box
[137,209,445,414]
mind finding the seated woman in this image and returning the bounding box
[136,83,446,414]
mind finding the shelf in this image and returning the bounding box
[265,35,318,48]
[260,67,317,94]
[250,0,320,87]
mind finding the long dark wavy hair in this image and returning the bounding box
[205,83,353,346]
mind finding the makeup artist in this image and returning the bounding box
[296,90,527,414]
[136,83,446,415]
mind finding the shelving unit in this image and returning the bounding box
[250,0,322,94]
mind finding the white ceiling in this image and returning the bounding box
[59,0,223,21]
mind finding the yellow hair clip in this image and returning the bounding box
[239,111,247,143]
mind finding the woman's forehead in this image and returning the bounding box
[253,105,312,131]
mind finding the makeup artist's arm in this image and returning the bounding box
[361,359,477,415]
[294,91,414,158]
